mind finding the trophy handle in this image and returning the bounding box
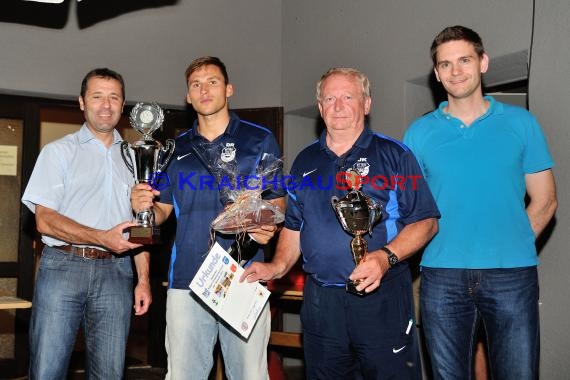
[158,139,175,172]
[120,141,134,175]
[367,201,383,235]
[331,196,339,207]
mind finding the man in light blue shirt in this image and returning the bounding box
[22,68,152,380]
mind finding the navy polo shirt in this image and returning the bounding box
[160,112,285,289]
[285,127,440,285]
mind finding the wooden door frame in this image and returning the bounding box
[0,94,40,377]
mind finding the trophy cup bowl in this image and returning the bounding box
[331,180,382,296]
[121,102,175,244]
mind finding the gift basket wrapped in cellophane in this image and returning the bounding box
[192,140,284,264]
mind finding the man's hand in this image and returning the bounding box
[240,228,301,284]
[247,224,279,245]
[133,281,152,316]
[99,221,142,254]
[239,261,283,283]
[133,251,151,315]
[131,183,160,214]
[349,217,438,293]
[349,251,390,294]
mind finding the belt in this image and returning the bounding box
[56,245,115,260]
[309,275,345,288]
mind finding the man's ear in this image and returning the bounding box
[364,96,372,116]
[78,96,85,111]
[226,83,234,98]
[480,53,489,74]
[433,67,441,82]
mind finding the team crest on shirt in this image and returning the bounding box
[353,157,370,176]
[221,143,236,163]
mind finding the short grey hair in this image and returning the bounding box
[316,67,371,101]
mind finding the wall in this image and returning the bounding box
[0,0,282,109]
[528,1,570,378]
[281,0,533,140]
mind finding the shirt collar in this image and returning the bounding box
[77,123,123,145]
[435,95,503,120]
[188,111,241,141]
[318,124,374,152]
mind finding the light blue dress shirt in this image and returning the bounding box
[22,124,134,247]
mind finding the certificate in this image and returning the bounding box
[189,242,271,339]
[0,145,17,176]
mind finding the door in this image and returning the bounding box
[0,95,39,377]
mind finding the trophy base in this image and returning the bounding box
[346,280,367,296]
[129,225,161,245]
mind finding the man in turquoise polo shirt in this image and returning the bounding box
[404,25,557,380]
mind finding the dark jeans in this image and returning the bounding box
[420,267,539,380]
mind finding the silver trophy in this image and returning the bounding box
[121,102,175,244]
[331,170,382,295]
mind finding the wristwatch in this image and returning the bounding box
[380,246,399,268]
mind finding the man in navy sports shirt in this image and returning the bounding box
[242,67,440,379]
[131,56,285,380]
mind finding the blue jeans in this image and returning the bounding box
[165,288,270,380]
[29,246,133,380]
[420,267,539,380]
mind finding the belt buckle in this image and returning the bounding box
[80,247,90,259]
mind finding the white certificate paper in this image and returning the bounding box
[189,242,271,339]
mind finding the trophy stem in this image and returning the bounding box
[350,235,367,266]
[135,209,155,227]
[346,234,368,296]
